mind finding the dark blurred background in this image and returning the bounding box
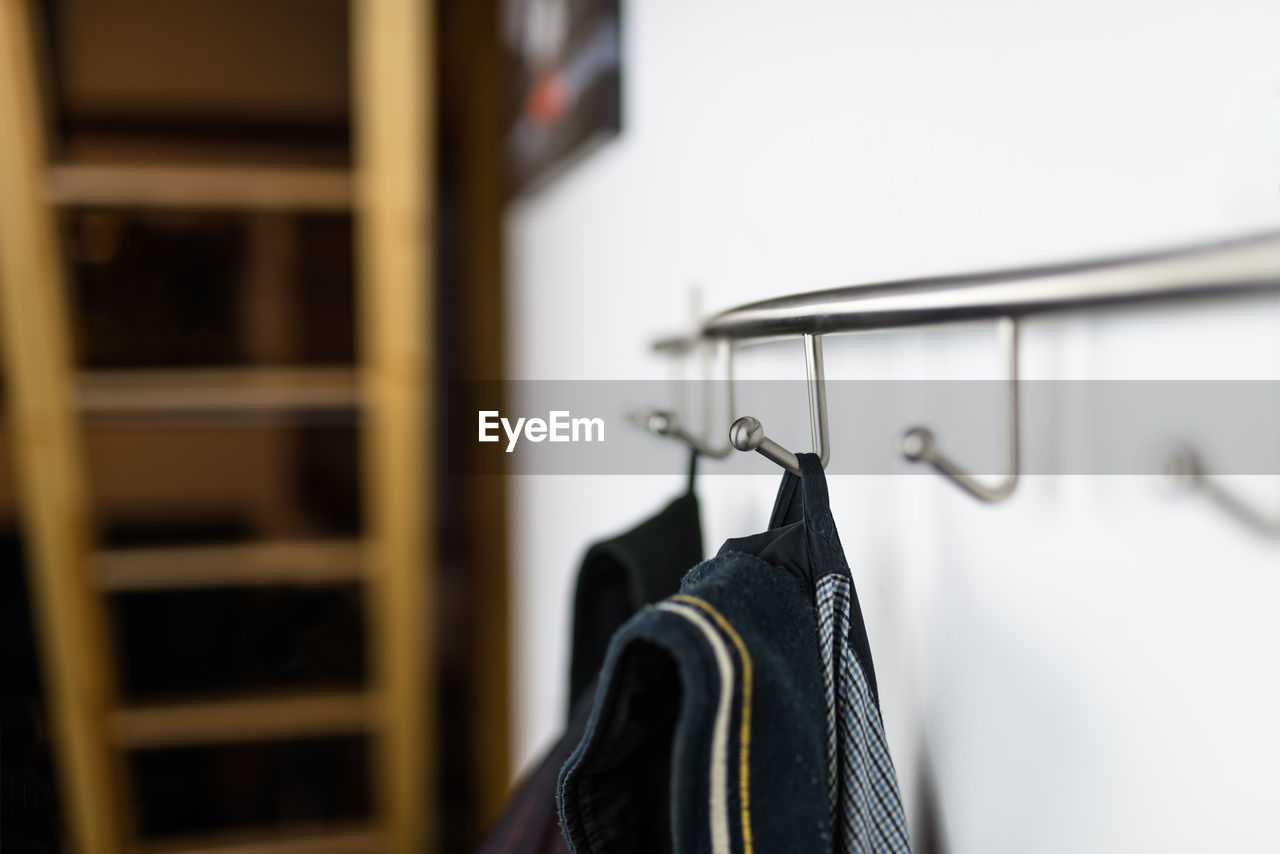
[0,2,508,853]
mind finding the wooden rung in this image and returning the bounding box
[110,691,376,750]
[95,540,366,592]
[77,367,359,414]
[48,164,352,211]
[139,824,383,854]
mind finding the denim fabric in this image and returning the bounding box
[557,454,910,854]
[478,490,704,854]
[557,552,830,853]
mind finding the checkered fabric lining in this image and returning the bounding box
[815,574,911,854]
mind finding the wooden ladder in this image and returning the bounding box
[0,1,435,852]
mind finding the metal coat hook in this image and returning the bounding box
[729,333,830,475]
[635,337,735,459]
[1166,449,1280,538]
[901,316,1021,502]
[638,409,733,459]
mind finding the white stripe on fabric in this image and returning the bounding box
[656,601,735,854]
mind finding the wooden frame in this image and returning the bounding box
[0,2,126,850]
[352,1,436,850]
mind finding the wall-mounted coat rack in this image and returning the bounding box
[644,229,1280,534]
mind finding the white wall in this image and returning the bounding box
[504,1,1280,850]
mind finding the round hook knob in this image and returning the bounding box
[646,410,674,435]
[900,426,936,462]
[730,416,766,452]
[1164,448,1205,487]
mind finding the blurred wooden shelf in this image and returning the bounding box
[139,824,382,854]
[95,539,366,591]
[110,691,375,750]
[48,164,352,211]
[2,0,437,849]
[77,367,359,414]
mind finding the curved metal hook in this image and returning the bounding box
[729,333,830,475]
[636,408,733,459]
[901,316,1020,503]
[637,338,735,458]
[1166,448,1280,538]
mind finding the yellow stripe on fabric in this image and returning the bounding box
[672,594,755,854]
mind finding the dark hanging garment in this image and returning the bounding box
[477,489,704,854]
[568,490,704,711]
[475,684,597,854]
[557,454,910,854]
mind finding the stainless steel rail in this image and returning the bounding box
[701,230,1280,340]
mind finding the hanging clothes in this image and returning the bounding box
[478,486,704,854]
[568,488,705,711]
[557,454,909,854]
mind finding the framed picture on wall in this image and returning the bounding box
[502,0,621,195]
